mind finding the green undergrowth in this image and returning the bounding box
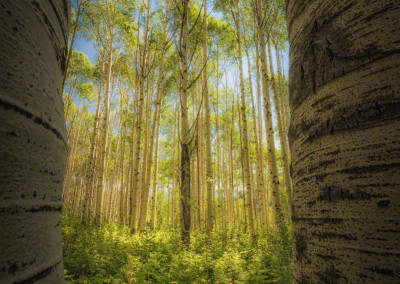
[62,213,293,283]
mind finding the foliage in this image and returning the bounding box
[62,213,293,283]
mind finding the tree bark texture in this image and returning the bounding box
[180,0,191,245]
[0,0,69,283]
[287,0,400,282]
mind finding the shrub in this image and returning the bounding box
[62,213,293,283]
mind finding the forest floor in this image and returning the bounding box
[62,213,293,283]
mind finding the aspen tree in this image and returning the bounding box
[274,44,289,143]
[203,0,214,234]
[96,2,116,224]
[255,0,282,227]
[243,34,267,231]
[171,103,178,227]
[255,45,269,230]
[180,0,191,245]
[138,78,153,231]
[83,50,105,219]
[232,0,255,235]
[267,37,292,210]
[130,0,151,233]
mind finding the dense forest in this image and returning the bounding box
[1,0,399,283]
[61,0,293,282]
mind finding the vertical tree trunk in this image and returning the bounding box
[255,0,282,228]
[203,0,214,235]
[267,38,293,212]
[130,0,151,233]
[62,0,87,90]
[287,0,400,282]
[243,35,267,231]
[215,53,222,229]
[225,83,232,229]
[149,110,161,229]
[180,0,191,245]
[274,43,289,144]
[230,100,236,228]
[83,50,105,218]
[0,1,69,282]
[138,1,169,231]
[171,103,178,227]
[63,122,81,208]
[237,93,247,228]
[118,95,128,224]
[138,82,152,231]
[95,28,114,225]
[255,46,269,231]
[232,0,255,235]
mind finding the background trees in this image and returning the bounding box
[62,0,292,240]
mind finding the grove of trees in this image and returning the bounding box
[62,0,291,240]
[0,0,399,283]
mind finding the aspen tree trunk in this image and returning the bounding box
[118,97,128,224]
[171,104,178,227]
[274,44,289,145]
[83,51,105,218]
[158,185,164,228]
[150,110,161,229]
[202,0,214,234]
[255,48,269,230]
[167,176,171,225]
[111,99,123,219]
[196,93,203,228]
[103,113,115,221]
[192,146,197,228]
[235,172,241,228]
[255,0,282,227]
[267,38,293,211]
[138,82,152,230]
[130,0,151,233]
[232,0,255,235]
[224,84,232,229]
[278,49,290,137]
[63,0,88,90]
[149,112,161,229]
[64,123,81,208]
[215,54,222,229]
[230,101,237,228]
[237,94,247,228]
[125,132,134,225]
[244,38,267,231]
[150,185,157,229]
[287,0,400,282]
[139,4,169,231]
[127,79,139,226]
[180,0,191,245]
[96,27,114,225]
[0,1,69,282]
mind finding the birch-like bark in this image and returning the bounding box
[130,0,151,233]
[255,0,282,227]
[0,1,69,282]
[232,0,255,235]
[180,0,191,245]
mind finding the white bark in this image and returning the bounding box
[0,1,69,283]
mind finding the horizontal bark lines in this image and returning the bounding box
[287,0,400,283]
[0,0,69,283]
